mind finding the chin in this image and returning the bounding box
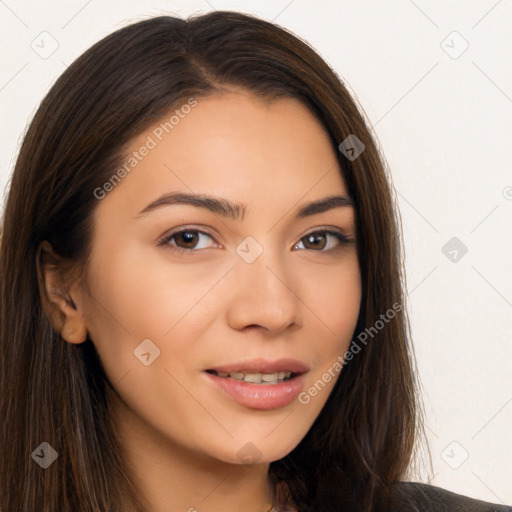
[204,431,306,466]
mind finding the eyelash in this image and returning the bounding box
[157,227,352,255]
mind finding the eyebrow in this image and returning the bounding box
[135,192,353,221]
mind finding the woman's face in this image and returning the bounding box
[76,91,361,464]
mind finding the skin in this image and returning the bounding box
[42,91,362,512]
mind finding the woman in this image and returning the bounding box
[0,10,509,512]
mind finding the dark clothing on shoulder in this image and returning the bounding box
[390,481,512,512]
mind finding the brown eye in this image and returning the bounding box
[159,229,216,253]
[174,230,200,249]
[294,230,350,252]
[302,232,328,250]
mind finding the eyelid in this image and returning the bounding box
[302,225,348,238]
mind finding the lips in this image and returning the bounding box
[203,358,309,409]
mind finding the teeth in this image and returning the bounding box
[214,370,292,384]
[243,372,262,383]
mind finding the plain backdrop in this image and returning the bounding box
[1,0,511,504]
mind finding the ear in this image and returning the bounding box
[36,240,88,344]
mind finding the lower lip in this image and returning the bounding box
[203,372,306,410]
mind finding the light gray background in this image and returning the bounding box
[1,0,511,504]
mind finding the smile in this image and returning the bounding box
[205,369,294,384]
[203,358,310,409]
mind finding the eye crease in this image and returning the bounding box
[157,227,353,255]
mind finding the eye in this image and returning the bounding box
[158,228,217,254]
[293,229,351,252]
[158,227,352,255]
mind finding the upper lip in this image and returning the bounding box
[206,358,310,375]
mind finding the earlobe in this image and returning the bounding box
[36,240,88,344]
[60,322,88,344]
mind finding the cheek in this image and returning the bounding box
[85,241,219,334]
[297,258,361,403]
[81,245,226,380]
[80,250,217,435]
[301,256,362,350]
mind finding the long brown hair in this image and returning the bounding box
[0,11,429,512]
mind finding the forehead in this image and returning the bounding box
[94,91,350,220]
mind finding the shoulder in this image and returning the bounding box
[390,481,512,512]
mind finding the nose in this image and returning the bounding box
[225,247,303,335]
